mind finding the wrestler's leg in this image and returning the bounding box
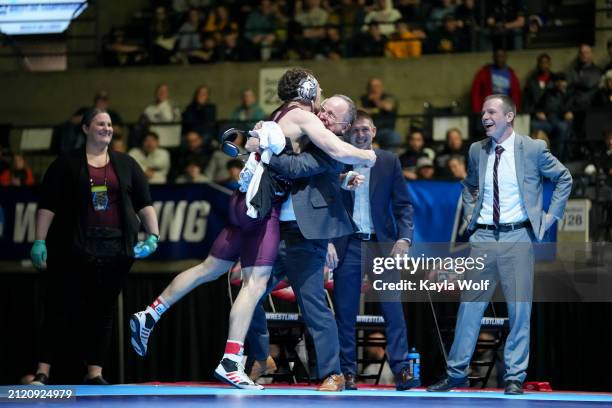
[227,265,273,342]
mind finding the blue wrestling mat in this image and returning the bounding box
[2,384,612,407]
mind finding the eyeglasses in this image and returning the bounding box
[320,105,350,125]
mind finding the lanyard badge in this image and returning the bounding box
[91,185,109,211]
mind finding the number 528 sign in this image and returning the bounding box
[559,199,590,232]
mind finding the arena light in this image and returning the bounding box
[0,0,88,35]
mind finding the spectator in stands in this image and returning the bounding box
[143,83,181,123]
[244,0,280,61]
[172,0,210,14]
[523,53,553,113]
[205,132,245,182]
[0,153,34,186]
[175,159,211,183]
[396,0,428,25]
[218,29,246,62]
[426,0,456,32]
[188,33,219,64]
[362,0,402,36]
[591,70,612,109]
[385,20,425,58]
[416,156,435,179]
[182,85,217,141]
[203,5,239,43]
[52,107,88,154]
[435,128,468,176]
[400,130,430,180]
[447,155,467,181]
[93,90,123,127]
[175,8,202,57]
[454,0,480,39]
[128,131,171,184]
[481,0,525,50]
[173,130,212,181]
[360,332,394,385]
[567,44,603,112]
[295,0,329,59]
[102,27,147,67]
[532,72,574,162]
[148,5,176,64]
[425,14,468,54]
[0,144,10,174]
[219,159,244,190]
[329,0,362,37]
[360,78,400,148]
[318,25,344,60]
[230,89,266,130]
[599,130,612,177]
[110,137,127,153]
[352,22,386,57]
[470,49,521,113]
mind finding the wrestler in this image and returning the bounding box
[130,68,374,389]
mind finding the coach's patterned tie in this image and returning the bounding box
[493,145,505,227]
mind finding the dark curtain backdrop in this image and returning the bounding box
[2,271,611,391]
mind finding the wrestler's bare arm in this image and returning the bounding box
[292,110,375,166]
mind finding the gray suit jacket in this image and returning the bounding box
[267,145,355,240]
[462,133,572,241]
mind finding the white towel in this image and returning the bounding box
[238,121,286,218]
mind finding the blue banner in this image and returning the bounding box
[0,184,231,261]
[0,181,557,261]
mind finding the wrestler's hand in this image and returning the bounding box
[134,234,159,259]
[326,242,338,270]
[389,239,410,258]
[30,240,47,269]
[245,137,261,153]
[346,173,365,190]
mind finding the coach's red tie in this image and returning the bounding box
[493,145,505,227]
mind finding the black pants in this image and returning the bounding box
[39,253,133,367]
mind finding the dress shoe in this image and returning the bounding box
[426,376,469,392]
[344,373,357,390]
[504,380,524,395]
[248,356,277,381]
[396,367,421,391]
[318,373,345,391]
[83,375,109,385]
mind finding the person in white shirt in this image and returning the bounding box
[143,83,181,123]
[128,131,170,184]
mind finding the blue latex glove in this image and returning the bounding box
[133,234,159,259]
[30,240,47,269]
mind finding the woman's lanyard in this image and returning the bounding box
[90,153,109,212]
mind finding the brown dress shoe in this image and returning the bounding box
[248,356,277,381]
[318,373,345,391]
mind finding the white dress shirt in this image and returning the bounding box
[352,165,374,234]
[477,132,529,225]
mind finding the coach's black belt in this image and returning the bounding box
[352,232,377,241]
[476,221,530,232]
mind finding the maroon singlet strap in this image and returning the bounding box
[269,103,301,123]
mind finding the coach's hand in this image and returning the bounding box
[326,243,338,270]
[389,239,410,258]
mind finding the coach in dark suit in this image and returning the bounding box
[427,94,572,395]
[326,110,417,391]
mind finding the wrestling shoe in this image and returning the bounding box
[248,356,277,381]
[129,311,156,357]
[215,358,264,390]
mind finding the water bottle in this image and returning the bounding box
[408,347,420,380]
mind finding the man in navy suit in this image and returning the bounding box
[326,110,418,390]
[427,94,572,395]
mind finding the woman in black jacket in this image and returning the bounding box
[29,108,160,385]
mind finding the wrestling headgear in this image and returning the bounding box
[295,75,319,103]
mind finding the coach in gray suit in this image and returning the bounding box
[427,94,572,395]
